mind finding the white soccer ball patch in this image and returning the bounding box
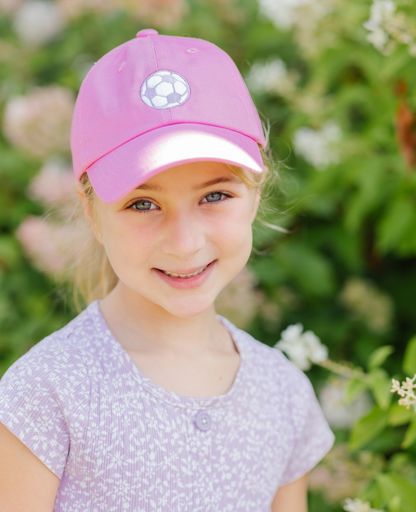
[140,70,190,110]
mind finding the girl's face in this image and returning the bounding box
[90,161,260,319]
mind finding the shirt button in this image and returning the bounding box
[195,410,212,431]
[136,29,159,38]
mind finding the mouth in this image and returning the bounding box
[159,264,210,279]
[153,260,216,289]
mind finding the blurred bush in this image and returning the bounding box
[1,0,416,510]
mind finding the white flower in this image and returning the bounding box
[391,375,416,410]
[366,27,389,51]
[245,59,287,93]
[343,497,384,512]
[274,323,328,370]
[13,1,66,47]
[292,121,342,170]
[258,0,314,30]
[319,377,372,429]
[363,1,416,56]
[245,58,298,98]
[363,0,395,32]
[363,0,395,53]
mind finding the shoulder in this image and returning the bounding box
[0,304,97,400]
[0,305,101,478]
[219,315,315,398]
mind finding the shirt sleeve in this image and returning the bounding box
[0,338,86,479]
[279,360,335,486]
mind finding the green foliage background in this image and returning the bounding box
[1,0,416,510]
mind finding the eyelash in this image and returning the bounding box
[126,191,233,212]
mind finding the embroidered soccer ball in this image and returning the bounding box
[140,70,190,110]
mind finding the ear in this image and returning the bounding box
[251,189,261,224]
[76,183,103,245]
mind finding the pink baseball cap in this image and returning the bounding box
[71,28,266,203]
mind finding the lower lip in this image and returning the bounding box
[153,261,216,290]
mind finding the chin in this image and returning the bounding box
[160,295,216,319]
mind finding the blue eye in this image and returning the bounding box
[204,192,224,202]
[130,200,157,211]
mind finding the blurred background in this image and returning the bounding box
[1,0,416,510]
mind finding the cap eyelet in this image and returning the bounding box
[186,48,199,53]
[118,61,126,72]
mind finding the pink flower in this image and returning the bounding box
[0,0,24,14]
[57,0,116,18]
[27,159,77,207]
[308,444,385,504]
[3,85,75,159]
[58,0,189,26]
[121,0,189,27]
[15,215,74,275]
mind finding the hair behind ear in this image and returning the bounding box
[66,173,118,312]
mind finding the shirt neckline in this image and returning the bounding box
[88,300,246,410]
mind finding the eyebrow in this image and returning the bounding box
[136,175,243,192]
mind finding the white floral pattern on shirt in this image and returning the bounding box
[0,301,334,511]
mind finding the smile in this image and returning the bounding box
[160,264,209,279]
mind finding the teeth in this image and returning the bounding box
[162,264,209,279]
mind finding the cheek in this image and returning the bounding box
[102,216,156,271]
[209,204,253,258]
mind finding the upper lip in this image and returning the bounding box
[155,262,213,274]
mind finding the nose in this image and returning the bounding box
[161,208,205,260]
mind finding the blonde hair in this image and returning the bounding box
[70,120,278,311]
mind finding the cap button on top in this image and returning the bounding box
[136,29,158,38]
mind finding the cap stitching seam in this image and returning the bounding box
[83,122,260,173]
[77,38,138,171]
[149,37,172,123]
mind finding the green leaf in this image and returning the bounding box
[403,336,416,377]
[402,418,416,449]
[349,405,389,451]
[388,453,413,473]
[387,495,402,512]
[369,368,393,410]
[274,241,336,298]
[346,378,369,403]
[376,474,416,512]
[388,403,414,427]
[368,345,394,370]
[0,236,21,269]
[358,479,385,509]
[377,196,414,254]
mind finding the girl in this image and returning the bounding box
[0,29,334,512]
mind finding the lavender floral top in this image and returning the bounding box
[0,301,334,511]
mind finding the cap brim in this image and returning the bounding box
[86,123,264,203]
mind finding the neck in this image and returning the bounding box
[98,281,226,355]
